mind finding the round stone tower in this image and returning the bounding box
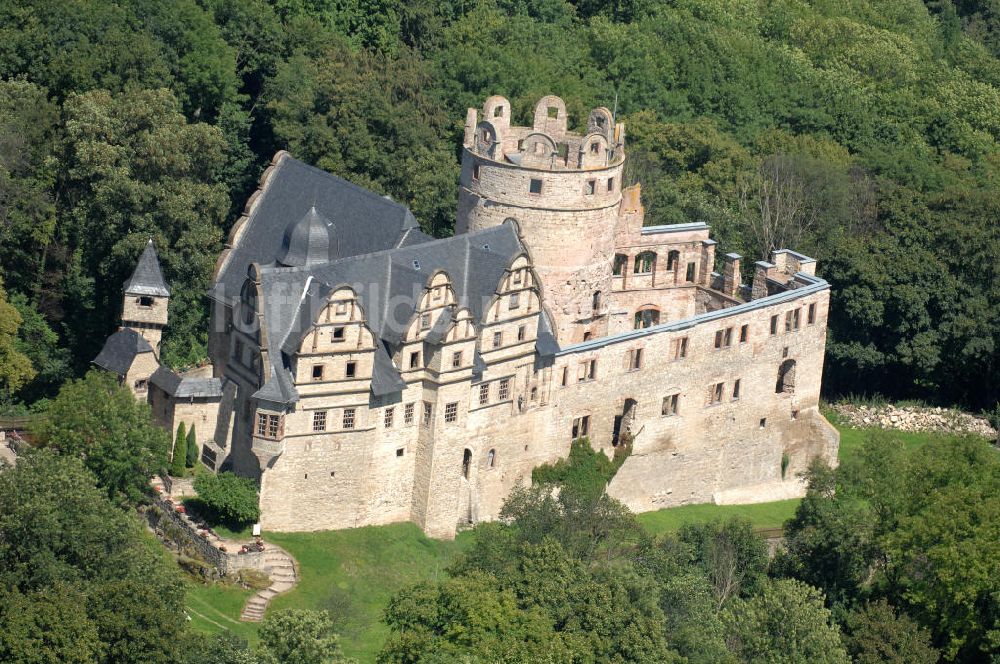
[456,95,626,343]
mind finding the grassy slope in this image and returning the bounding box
[182,423,958,662]
[265,524,474,662]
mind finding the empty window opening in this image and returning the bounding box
[557,143,569,160]
[472,164,480,181]
[732,379,741,400]
[759,418,767,429]
[547,106,559,118]
[409,351,421,368]
[462,448,472,478]
[662,394,679,416]
[685,262,696,282]
[445,402,458,423]
[139,296,154,308]
[709,382,724,405]
[313,411,327,432]
[583,331,592,341]
[714,327,733,349]
[312,365,324,381]
[404,403,415,425]
[493,105,504,117]
[612,254,627,276]
[345,361,357,378]
[498,378,511,401]
[343,408,355,429]
[530,178,543,194]
[571,415,590,440]
[667,250,680,272]
[396,448,405,457]
[634,308,660,329]
[770,315,778,335]
[530,386,538,401]
[590,142,600,154]
[332,326,345,341]
[561,366,569,386]
[452,351,463,369]
[627,348,643,371]
[592,291,601,312]
[672,337,688,360]
[740,324,749,343]
[607,177,615,192]
[134,379,148,391]
[487,449,496,468]
[586,179,596,195]
[634,251,655,274]
[517,325,526,341]
[492,331,503,348]
[776,359,796,394]
[808,303,816,325]
[331,471,336,477]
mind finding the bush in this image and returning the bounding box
[531,437,630,500]
[185,424,197,468]
[171,422,187,477]
[192,472,260,526]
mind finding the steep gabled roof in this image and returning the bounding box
[124,240,170,297]
[93,328,154,375]
[212,155,422,303]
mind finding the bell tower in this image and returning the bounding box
[121,239,170,357]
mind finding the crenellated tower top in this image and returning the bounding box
[462,95,625,171]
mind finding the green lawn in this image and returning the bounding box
[266,524,474,662]
[637,499,802,536]
[185,581,257,644]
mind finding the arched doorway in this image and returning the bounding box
[776,360,796,394]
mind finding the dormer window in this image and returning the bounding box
[413,260,421,270]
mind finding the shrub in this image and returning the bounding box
[171,422,187,477]
[185,424,197,468]
[531,437,630,500]
[193,472,260,525]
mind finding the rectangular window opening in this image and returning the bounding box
[313,411,327,432]
[498,378,511,401]
[662,394,679,416]
[345,361,356,378]
[685,262,696,282]
[479,382,490,406]
[445,402,458,423]
[404,403,414,425]
[529,178,543,194]
[332,326,345,341]
[312,365,324,381]
[343,408,355,430]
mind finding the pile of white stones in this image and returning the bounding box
[833,403,997,439]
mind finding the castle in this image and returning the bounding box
[95,95,839,539]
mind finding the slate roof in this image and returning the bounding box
[253,365,299,405]
[124,240,170,297]
[150,367,223,399]
[212,155,422,304]
[93,328,154,375]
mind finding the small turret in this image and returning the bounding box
[122,239,170,357]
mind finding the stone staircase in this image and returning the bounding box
[239,546,298,622]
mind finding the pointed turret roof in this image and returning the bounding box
[124,239,170,297]
[92,328,154,375]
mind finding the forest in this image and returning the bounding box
[0,0,998,412]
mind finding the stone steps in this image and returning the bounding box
[239,546,298,622]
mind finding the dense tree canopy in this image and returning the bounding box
[0,0,997,410]
[0,451,186,662]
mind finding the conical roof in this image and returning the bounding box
[123,239,170,297]
[277,206,337,267]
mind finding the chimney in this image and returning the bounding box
[751,261,775,300]
[723,253,742,298]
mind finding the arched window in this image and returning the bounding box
[634,308,660,329]
[592,291,601,312]
[634,251,656,274]
[486,449,496,468]
[462,448,472,479]
[776,359,796,394]
[612,254,627,276]
[667,250,680,272]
